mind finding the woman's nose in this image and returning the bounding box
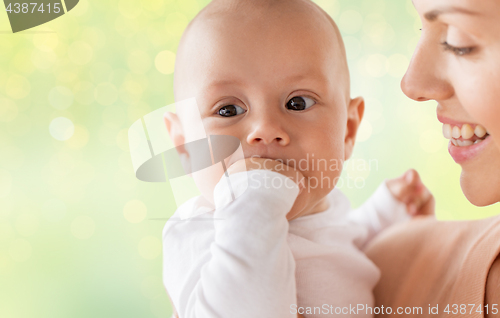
[246,114,290,146]
[401,39,454,102]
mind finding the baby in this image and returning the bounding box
[161,0,434,317]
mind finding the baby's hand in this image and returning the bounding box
[386,169,435,216]
[226,157,309,220]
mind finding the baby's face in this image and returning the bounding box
[171,2,363,216]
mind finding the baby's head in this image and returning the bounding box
[164,0,364,217]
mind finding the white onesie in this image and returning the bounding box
[162,169,408,318]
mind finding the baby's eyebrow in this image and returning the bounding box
[203,79,243,92]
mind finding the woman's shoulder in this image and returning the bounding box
[365,214,500,317]
[486,254,500,318]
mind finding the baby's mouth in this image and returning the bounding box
[442,123,490,147]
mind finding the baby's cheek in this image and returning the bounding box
[192,163,225,205]
[303,161,342,193]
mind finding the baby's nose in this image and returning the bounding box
[246,119,290,146]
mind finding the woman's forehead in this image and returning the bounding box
[413,0,498,17]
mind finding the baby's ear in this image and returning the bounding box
[163,112,187,155]
[344,96,365,161]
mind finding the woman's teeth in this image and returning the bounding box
[442,123,489,147]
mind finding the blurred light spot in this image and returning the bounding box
[15,213,39,237]
[49,86,74,110]
[0,97,18,122]
[0,221,14,241]
[365,54,388,77]
[49,117,75,141]
[0,197,13,220]
[98,124,119,146]
[72,161,95,186]
[0,144,25,170]
[6,112,32,137]
[71,215,96,239]
[115,170,136,191]
[13,49,35,74]
[94,82,118,106]
[155,50,176,75]
[364,98,383,119]
[119,0,142,18]
[0,169,12,198]
[150,293,171,318]
[141,275,164,300]
[109,68,129,87]
[143,0,165,13]
[123,200,147,223]
[413,16,422,33]
[356,120,373,142]
[339,10,363,34]
[102,105,127,127]
[147,22,170,47]
[66,124,90,149]
[420,129,445,153]
[0,255,14,276]
[73,81,95,105]
[118,152,133,173]
[70,0,89,16]
[114,15,140,37]
[116,129,130,151]
[56,63,81,83]
[343,158,371,184]
[138,236,161,260]
[314,0,340,18]
[90,62,113,83]
[9,238,32,262]
[41,198,67,223]
[128,50,152,74]
[127,101,151,122]
[120,79,145,102]
[388,54,410,78]
[33,32,58,52]
[363,14,395,49]
[343,36,362,60]
[165,12,188,36]
[49,151,75,176]
[5,74,30,99]
[407,35,420,55]
[31,50,57,70]
[68,41,93,65]
[80,27,106,50]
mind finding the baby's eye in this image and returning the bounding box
[286,96,316,111]
[218,105,246,117]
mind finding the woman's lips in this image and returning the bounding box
[448,134,492,164]
[438,115,491,164]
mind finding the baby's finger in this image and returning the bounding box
[408,187,434,215]
[396,169,423,204]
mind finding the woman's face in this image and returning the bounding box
[402,0,500,206]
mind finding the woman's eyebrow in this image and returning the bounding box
[423,7,479,22]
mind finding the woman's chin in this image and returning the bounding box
[460,170,500,207]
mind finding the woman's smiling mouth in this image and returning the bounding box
[438,116,491,164]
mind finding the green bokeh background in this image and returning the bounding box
[0,0,498,317]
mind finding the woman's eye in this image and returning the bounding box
[286,96,316,111]
[217,105,246,117]
[441,41,475,56]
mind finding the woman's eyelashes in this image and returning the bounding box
[286,96,316,111]
[216,96,316,117]
[441,41,475,56]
